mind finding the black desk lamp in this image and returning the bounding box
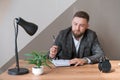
[8,17,38,75]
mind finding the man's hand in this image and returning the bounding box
[49,45,58,58]
[69,58,88,66]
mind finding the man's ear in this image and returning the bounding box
[88,23,90,26]
[86,24,89,29]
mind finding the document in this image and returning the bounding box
[51,59,70,67]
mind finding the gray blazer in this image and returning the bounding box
[53,27,104,63]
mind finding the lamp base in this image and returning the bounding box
[8,68,29,75]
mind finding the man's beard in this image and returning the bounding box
[72,31,84,38]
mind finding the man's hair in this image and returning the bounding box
[73,11,89,22]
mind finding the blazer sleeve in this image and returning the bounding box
[87,32,104,63]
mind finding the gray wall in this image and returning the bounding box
[20,0,120,60]
[19,0,120,60]
[19,3,74,59]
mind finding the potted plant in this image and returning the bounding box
[24,51,51,76]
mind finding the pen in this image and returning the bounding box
[52,35,56,42]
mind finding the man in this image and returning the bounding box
[49,11,104,66]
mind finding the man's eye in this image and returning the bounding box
[80,24,86,27]
[74,23,77,26]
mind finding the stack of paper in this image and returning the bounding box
[51,59,70,67]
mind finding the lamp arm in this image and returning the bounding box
[14,19,19,71]
[8,18,30,75]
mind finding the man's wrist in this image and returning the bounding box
[83,57,91,64]
[82,58,88,64]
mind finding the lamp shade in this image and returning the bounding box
[16,17,38,36]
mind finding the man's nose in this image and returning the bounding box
[76,25,80,30]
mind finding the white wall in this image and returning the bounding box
[0,0,76,68]
[21,0,120,60]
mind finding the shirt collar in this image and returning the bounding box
[72,34,83,42]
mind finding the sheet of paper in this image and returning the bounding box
[51,59,70,67]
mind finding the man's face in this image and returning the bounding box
[72,17,89,38]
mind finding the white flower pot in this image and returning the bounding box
[32,66,44,76]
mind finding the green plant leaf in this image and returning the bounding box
[24,51,51,68]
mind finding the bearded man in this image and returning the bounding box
[48,11,104,66]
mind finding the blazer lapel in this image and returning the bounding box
[68,32,73,55]
[78,35,87,58]
[65,32,73,58]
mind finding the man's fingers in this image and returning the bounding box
[49,45,58,58]
[74,61,84,67]
[69,59,77,64]
[70,58,85,66]
[52,45,58,49]
[74,62,79,67]
[50,46,58,52]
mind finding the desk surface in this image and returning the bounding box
[0,60,120,80]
